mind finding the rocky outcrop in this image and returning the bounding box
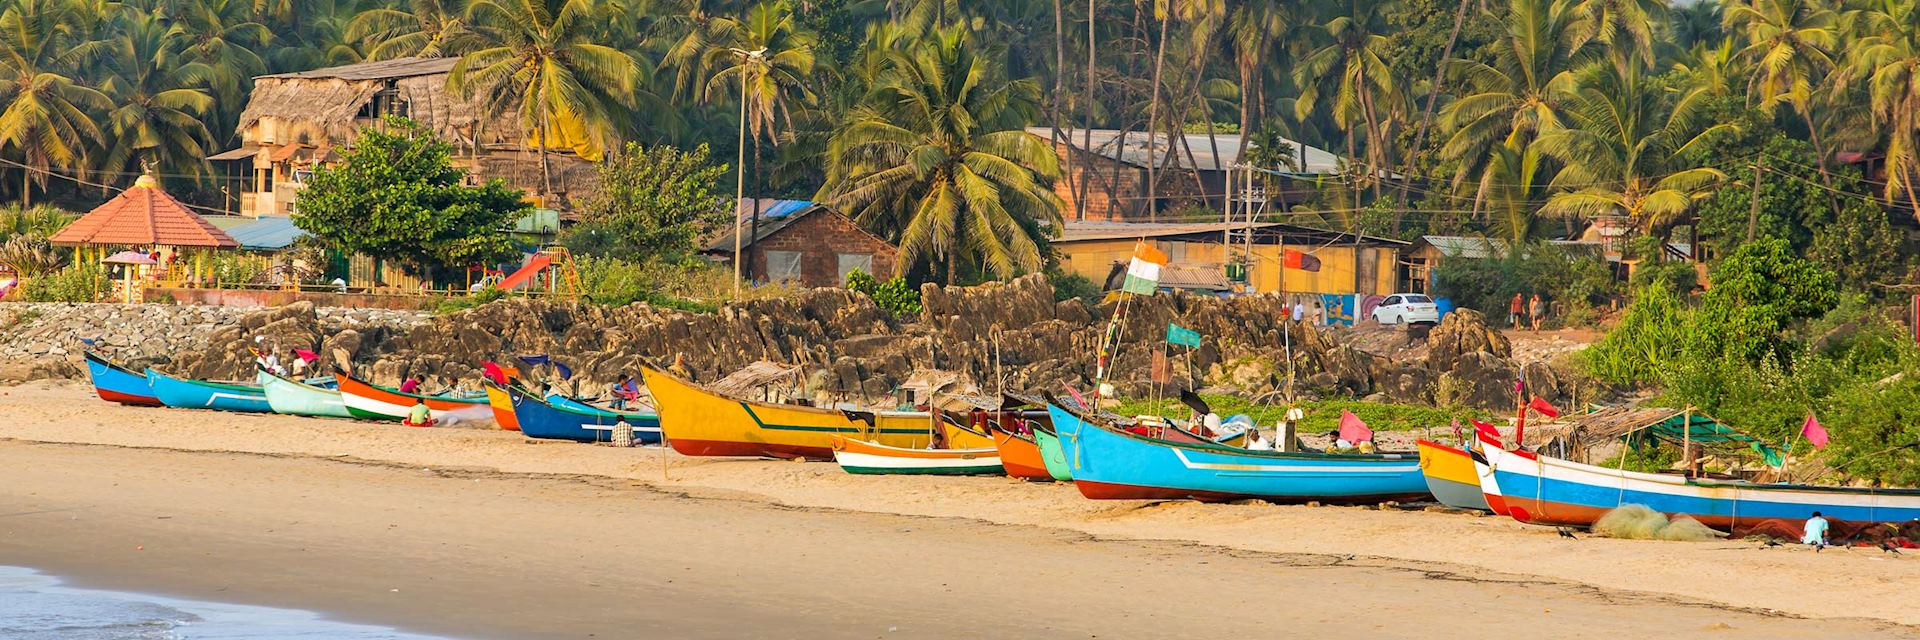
[1,277,1577,411]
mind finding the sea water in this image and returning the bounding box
[0,566,454,639]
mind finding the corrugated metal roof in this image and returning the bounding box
[1059,220,1409,246]
[257,57,460,81]
[224,217,309,251]
[1028,127,1346,175]
[1420,235,1509,259]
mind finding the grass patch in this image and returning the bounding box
[1109,393,1484,434]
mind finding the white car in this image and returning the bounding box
[1372,293,1441,326]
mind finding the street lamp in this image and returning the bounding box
[731,47,767,297]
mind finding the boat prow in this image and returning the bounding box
[83,352,160,406]
[1416,439,1490,511]
[640,365,934,460]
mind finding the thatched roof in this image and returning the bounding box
[258,57,459,81]
[706,361,803,397]
[237,57,523,145]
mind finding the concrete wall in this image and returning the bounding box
[1055,238,1400,295]
[146,287,442,311]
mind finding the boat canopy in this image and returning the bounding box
[1534,406,1784,467]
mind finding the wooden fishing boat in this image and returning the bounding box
[1416,439,1489,511]
[83,352,160,406]
[1031,422,1074,482]
[987,419,1054,481]
[146,369,273,413]
[1481,438,1920,530]
[335,370,487,421]
[501,383,661,443]
[1048,404,1429,503]
[482,383,521,431]
[639,365,934,459]
[260,371,350,418]
[830,436,1004,475]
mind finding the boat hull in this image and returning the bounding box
[84,353,159,406]
[336,373,487,422]
[1482,441,1920,530]
[989,425,1054,481]
[482,384,522,431]
[1048,405,1429,503]
[640,366,933,459]
[147,369,272,413]
[262,372,351,418]
[831,437,1004,475]
[1417,440,1490,511]
[1032,425,1074,482]
[503,384,661,444]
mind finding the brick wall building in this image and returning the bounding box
[706,200,899,288]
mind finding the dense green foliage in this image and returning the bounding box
[294,119,528,276]
[20,262,105,302]
[1433,244,1615,327]
[563,142,730,260]
[843,269,921,317]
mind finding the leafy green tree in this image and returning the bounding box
[1693,236,1839,362]
[293,118,527,275]
[1808,199,1905,292]
[563,141,730,259]
[820,26,1061,283]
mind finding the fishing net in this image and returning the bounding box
[1592,504,1723,541]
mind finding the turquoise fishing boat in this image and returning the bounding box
[261,371,351,418]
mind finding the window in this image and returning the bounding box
[836,253,874,285]
[1383,295,1402,306]
[1405,294,1432,304]
[257,168,273,193]
[765,250,803,283]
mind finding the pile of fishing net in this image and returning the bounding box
[1592,504,1725,541]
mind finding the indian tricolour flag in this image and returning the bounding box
[1121,241,1168,295]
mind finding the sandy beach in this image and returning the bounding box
[2,381,1916,638]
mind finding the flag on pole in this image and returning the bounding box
[1283,249,1322,272]
[1337,410,1373,443]
[482,361,508,384]
[1527,396,1560,418]
[294,349,319,363]
[1166,323,1201,348]
[1121,241,1169,295]
[1471,419,1501,442]
[554,362,574,380]
[1802,414,1829,448]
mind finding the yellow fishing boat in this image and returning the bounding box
[1416,439,1489,511]
[641,365,941,459]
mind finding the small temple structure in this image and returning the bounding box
[49,175,239,300]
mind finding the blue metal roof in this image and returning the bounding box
[760,199,813,219]
[225,216,309,250]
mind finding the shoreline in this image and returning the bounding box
[4,382,1919,637]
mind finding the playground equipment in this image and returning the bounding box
[495,246,582,300]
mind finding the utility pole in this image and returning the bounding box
[1745,156,1765,242]
[730,48,766,296]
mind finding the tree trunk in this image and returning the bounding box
[1146,0,1172,222]
[1079,0,1097,221]
[1053,0,1080,219]
[20,169,29,208]
[1402,0,1472,206]
[538,100,554,197]
[1802,108,1842,220]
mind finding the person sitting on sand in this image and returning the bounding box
[403,399,435,428]
[399,375,423,394]
[1803,512,1830,548]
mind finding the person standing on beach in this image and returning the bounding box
[1529,293,1546,331]
[1509,293,1525,328]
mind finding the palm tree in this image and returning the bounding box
[820,26,1062,283]
[1294,0,1399,202]
[1439,0,1590,209]
[451,0,641,195]
[89,8,217,185]
[1840,0,1920,218]
[348,0,478,58]
[699,1,815,151]
[163,0,269,147]
[1535,59,1735,233]
[1726,0,1840,212]
[0,0,110,205]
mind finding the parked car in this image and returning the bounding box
[1372,293,1440,326]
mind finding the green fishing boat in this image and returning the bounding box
[1032,423,1074,482]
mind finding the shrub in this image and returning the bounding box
[1435,242,1614,320]
[435,286,506,314]
[845,269,921,316]
[1047,269,1100,304]
[576,255,793,311]
[21,262,106,302]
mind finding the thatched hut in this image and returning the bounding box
[208,57,597,216]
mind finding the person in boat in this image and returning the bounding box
[1803,512,1830,548]
[288,351,308,377]
[611,374,639,410]
[399,375,424,394]
[1244,428,1272,451]
[403,399,436,428]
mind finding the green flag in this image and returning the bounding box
[1167,323,1201,348]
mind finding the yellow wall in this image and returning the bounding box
[1054,238,1400,295]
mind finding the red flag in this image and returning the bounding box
[482,361,507,385]
[1338,410,1373,443]
[1802,414,1829,448]
[1471,419,1501,442]
[294,348,319,363]
[1528,396,1560,419]
[1283,249,1323,272]
[1063,384,1089,409]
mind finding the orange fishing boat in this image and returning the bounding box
[981,413,1053,481]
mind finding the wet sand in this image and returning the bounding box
[2,382,1917,638]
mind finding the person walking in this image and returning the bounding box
[1509,293,1525,328]
[1529,293,1546,331]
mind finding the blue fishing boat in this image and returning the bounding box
[503,383,662,444]
[146,369,273,413]
[84,352,160,406]
[1046,404,1430,503]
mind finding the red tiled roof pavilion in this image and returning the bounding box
[49,175,239,248]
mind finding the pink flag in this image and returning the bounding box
[294,348,319,363]
[482,361,507,385]
[1338,410,1373,443]
[1802,414,1828,448]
